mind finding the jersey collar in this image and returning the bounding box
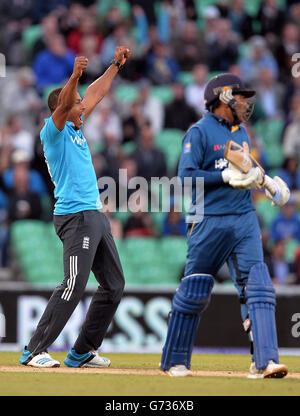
[206,112,238,132]
[66,121,80,131]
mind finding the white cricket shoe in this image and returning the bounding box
[25,352,60,368]
[165,365,192,377]
[248,360,288,379]
[82,351,111,368]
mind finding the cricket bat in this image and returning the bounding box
[224,140,276,196]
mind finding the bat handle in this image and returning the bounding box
[263,175,276,197]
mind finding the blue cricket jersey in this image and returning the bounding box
[40,116,102,215]
[178,112,255,216]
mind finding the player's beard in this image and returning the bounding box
[230,98,255,124]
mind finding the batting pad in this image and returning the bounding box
[160,274,214,371]
[245,262,279,370]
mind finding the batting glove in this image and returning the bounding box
[223,165,264,190]
[264,176,290,206]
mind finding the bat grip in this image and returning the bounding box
[263,175,276,197]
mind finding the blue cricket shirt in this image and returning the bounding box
[178,112,255,216]
[40,116,102,215]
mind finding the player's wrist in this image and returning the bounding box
[110,59,123,70]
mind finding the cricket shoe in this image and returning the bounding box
[164,365,192,377]
[19,348,60,368]
[248,360,288,379]
[64,348,110,368]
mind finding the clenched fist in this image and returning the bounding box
[114,46,131,66]
[72,56,88,79]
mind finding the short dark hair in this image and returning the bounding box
[207,99,221,113]
[48,87,63,113]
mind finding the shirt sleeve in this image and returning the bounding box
[40,117,62,144]
[178,126,223,186]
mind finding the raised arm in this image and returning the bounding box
[82,46,131,121]
[52,56,88,131]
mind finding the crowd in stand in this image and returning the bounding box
[0,0,300,284]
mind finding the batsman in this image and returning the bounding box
[160,74,290,378]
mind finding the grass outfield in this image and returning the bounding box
[0,352,300,396]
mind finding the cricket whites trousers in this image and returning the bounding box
[27,210,125,355]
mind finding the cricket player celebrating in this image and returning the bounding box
[160,74,290,378]
[19,47,131,368]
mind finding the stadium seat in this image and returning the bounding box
[264,145,284,169]
[155,129,184,172]
[150,85,174,104]
[43,84,61,103]
[255,198,280,229]
[253,118,283,145]
[114,84,139,103]
[178,71,194,86]
[285,239,299,263]
[97,0,131,17]
[22,25,42,54]
[121,141,136,155]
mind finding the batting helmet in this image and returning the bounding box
[204,73,255,109]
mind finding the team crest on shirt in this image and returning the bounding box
[184,142,191,153]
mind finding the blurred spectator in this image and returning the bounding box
[124,209,158,237]
[240,36,279,84]
[67,13,103,55]
[83,98,122,147]
[256,0,286,40]
[254,67,284,118]
[121,101,147,144]
[282,76,300,119]
[277,156,300,208]
[207,18,239,72]
[137,80,164,134]
[162,204,186,236]
[290,2,300,32]
[277,157,300,191]
[31,0,70,23]
[269,239,296,285]
[33,33,75,91]
[202,5,221,44]
[164,83,198,131]
[1,115,35,161]
[131,122,167,181]
[128,0,156,25]
[270,201,300,243]
[146,41,179,85]
[31,14,59,60]
[101,24,133,68]
[99,5,129,36]
[123,189,157,237]
[282,104,300,158]
[274,22,300,83]
[118,157,140,210]
[227,0,253,40]
[7,164,42,223]
[3,149,47,197]
[185,63,209,117]
[58,2,86,38]
[99,127,124,184]
[171,20,207,71]
[1,67,43,129]
[77,35,103,84]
